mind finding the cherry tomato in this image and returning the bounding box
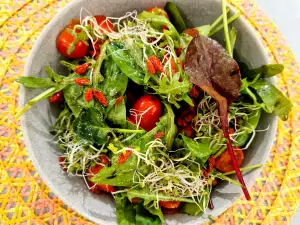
[146,7,169,19]
[159,201,181,209]
[93,15,115,32]
[215,147,244,173]
[56,25,89,59]
[58,156,67,171]
[161,208,179,214]
[129,95,162,131]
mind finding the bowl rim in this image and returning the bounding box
[20,0,278,224]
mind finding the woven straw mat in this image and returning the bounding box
[0,0,299,224]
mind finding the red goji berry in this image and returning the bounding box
[162,25,168,31]
[97,184,116,193]
[189,86,200,99]
[58,156,67,171]
[74,78,91,86]
[184,113,196,123]
[208,156,215,173]
[229,128,235,135]
[183,126,195,138]
[131,197,141,204]
[115,96,124,106]
[149,55,164,72]
[176,118,187,127]
[84,88,93,102]
[201,168,209,178]
[146,58,156,75]
[176,48,182,57]
[118,150,132,164]
[154,131,165,139]
[100,155,110,165]
[93,89,108,107]
[74,63,91,75]
[184,28,199,37]
[88,50,100,58]
[49,91,64,104]
[170,58,178,74]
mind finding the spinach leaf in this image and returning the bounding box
[107,42,145,85]
[180,193,209,216]
[124,38,146,71]
[182,135,213,165]
[242,64,284,80]
[91,151,137,186]
[63,84,84,117]
[137,11,179,40]
[164,2,186,33]
[16,77,56,88]
[250,79,292,120]
[45,65,65,82]
[107,98,127,127]
[143,200,164,224]
[164,103,177,150]
[73,108,109,145]
[127,188,195,203]
[131,115,168,151]
[115,195,162,225]
[102,57,128,97]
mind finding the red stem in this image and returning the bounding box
[200,85,251,200]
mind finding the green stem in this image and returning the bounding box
[222,0,232,56]
[93,40,109,87]
[213,145,227,158]
[209,12,241,37]
[217,173,244,187]
[16,87,57,118]
[223,164,262,176]
[210,7,230,31]
[107,128,145,134]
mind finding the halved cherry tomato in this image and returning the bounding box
[56,25,89,59]
[159,201,181,209]
[215,147,244,173]
[184,28,199,37]
[161,208,179,214]
[129,95,162,131]
[146,7,169,19]
[93,15,115,32]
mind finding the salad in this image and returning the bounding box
[17,1,292,224]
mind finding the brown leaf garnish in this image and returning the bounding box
[184,36,250,200]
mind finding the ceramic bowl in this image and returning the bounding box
[20,0,277,224]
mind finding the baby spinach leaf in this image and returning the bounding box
[182,135,213,165]
[127,188,194,203]
[45,65,65,82]
[16,77,56,88]
[131,115,168,151]
[63,84,84,117]
[73,108,109,145]
[115,195,162,225]
[164,2,187,33]
[164,103,177,150]
[250,79,292,121]
[107,42,145,85]
[180,193,208,216]
[107,99,127,127]
[124,38,146,71]
[242,64,284,80]
[92,151,137,186]
[102,57,128,97]
[137,11,179,40]
[143,200,164,224]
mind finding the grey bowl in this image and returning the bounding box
[20,0,277,224]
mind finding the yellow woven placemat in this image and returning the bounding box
[0,0,299,224]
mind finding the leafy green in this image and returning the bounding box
[107,42,145,85]
[64,84,84,117]
[137,11,179,40]
[180,193,209,216]
[102,57,128,97]
[92,40,108,85]
[164,2,186,33]
[115,195,162,225]
[91,151,137,186]
[16,77,56,88]
[45,65,65,82]
[182,135,213,165]
[242,64,284,80]
[107,99,127,127]
[73,108,109,145]
[250,79,292,120]
[127,188,195,203]
[164,103,177,150]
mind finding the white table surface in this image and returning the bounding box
[256,0,300,224]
